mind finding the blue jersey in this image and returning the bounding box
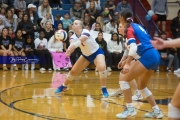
[126,23,153,56]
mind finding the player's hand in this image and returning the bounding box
[66,44,75,56]
[121,63,130,74]
[151,37,165,50]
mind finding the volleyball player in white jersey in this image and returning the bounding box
[54,20,109,97]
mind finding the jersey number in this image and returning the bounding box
[138,25,147,34]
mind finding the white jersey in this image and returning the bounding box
[70,29,99,56]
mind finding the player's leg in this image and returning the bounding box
[137,70,163,118]
[55,55,90,94]
[168,83,180,120]
[116,60,148,118]
[94,54,109,97]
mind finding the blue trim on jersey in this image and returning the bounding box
[127,39,136,45]
[82,47,104,64]
[82,33,90,37]
[139,48,160,70]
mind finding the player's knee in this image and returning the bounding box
[99,70,107,79]
[119,81,130,91]
[139,87,152,98]
[168,103,180,118]
[66,72,76,81]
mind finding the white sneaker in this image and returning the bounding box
[22,64,25,70]
[40,68,46,71]
[25,64,29,70]
[107,67,112,71]
[116,107,137,118]
[56,68,61,71]
[145,109,163,118]
[109,89,123,97]
[48,68,52,71]
[132,94,143,101]
[174,68,180,73]
[31,63,35,70]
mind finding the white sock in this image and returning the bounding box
[63,83,67,87]
[126,103,134,108]
[152,105,160,110]
[14,64,16,66]
[3,64,6,66]
[102,86,106,88]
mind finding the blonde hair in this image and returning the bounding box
[96,16,104,30]
[41,0,51,13]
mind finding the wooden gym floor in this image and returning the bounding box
[0,70,179,120]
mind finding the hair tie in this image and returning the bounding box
[126,17,133,22]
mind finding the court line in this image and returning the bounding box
[0,82,168,119]
[0,82,73,120]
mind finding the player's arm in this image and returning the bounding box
[72,30,90,48]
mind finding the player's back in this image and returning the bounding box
[130,23,153,55]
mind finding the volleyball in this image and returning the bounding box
[55,30,67,42]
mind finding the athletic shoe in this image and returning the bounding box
[101,87,109,98]
[54,85,68,94]
[116,107,137,118]
[107,67,112,72]
[145,109,164,118]
[132,94,143,100]
[109,88,123,97]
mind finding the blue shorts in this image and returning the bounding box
[82,48,104,64]
[139,48,160,70]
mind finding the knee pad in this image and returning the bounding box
[168,103,180,118]
[119,81,130,90]
[99,70,107,79]
[139,87,152,98]
[66,72,75,81]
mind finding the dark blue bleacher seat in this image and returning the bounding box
[62,4,73,10]
[52,10,70,16]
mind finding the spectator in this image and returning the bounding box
[0,0,12,8]
[171,9,180,66]
[86,0,101,11]
[151,0,168,31]
[0,18,5,34]
[94,22,103,32]
[103,0,115,17]
[17,11,23,23]
[52,0,62,10]
[85,1,100,24]
[26,4,38,32]
[83,15,92,28]
[24,35,35,70]
[40,13,53,29]
[95,32,112,71]
[101,7,112,24]
[116,0,132,14]
[12,29,26,70]
[57,22,63,30]
[105,19,117,34]
[0,7,6,20]
[70,0,84,21]
[34,28,53,71]
[48,33,64,70]
[14,0,26,12]
[8,27,15,39]
[91,16,105,31]
[16,13,34,38]
[43,21,54,41]
[37,0,53,27]
[170,9,180,39]
[54,14,62,30]
[62,13,72,31]
[4,9,17,32]
[0,28,18,70]
[156,31,174,72]
[107,33,124,68]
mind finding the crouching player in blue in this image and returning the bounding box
[116,8,163,119]
[54,20,109,97]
